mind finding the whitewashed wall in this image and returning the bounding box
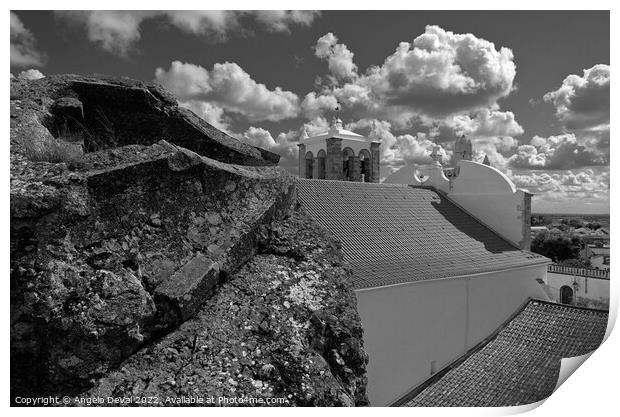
[546,271,610,307]
[355,264,549,406]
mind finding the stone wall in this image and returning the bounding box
[83,210,368,406]
[370,143,381,183]
[11,142,295,397]
[10,74,369,405]
[10,75,279,166]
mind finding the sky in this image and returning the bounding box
[10,10,610,214]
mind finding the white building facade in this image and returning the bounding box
[545,264,610,309]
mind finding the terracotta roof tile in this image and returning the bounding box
[296,180,548,289]
[400,300,608,407]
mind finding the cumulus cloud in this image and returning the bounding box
[313,25,516,127]
[510,168,609,207]
[300,92,339,119]
[373,25,515,114]
[17,69,45,80]
[56,11,149,57]
[346,119,449,177]
[240,127,300,173]
[180,100,230,131]
[254,11,320,33]
[543,64,610,131]
[438,108,523,159]
[303,117,331,136]
[56,11,320,56]
[314,32,358,81]
[10,12,46,67]
[509,133,607,170]
[447,109,524,139]
[155,61,300,124]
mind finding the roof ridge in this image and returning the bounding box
[528,298,610,315]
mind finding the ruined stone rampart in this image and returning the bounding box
[10,75,367,406]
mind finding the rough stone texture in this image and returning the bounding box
[10,74,368,405]
[370,143,380,183]
[83,210,368,406]
[154,254,220,322]
[10,74,279,166]
[11,142,294,398]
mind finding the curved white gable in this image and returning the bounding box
[451,160,517,195]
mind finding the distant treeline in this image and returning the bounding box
[531,214,608,229]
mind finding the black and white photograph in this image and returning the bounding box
[7,4,615,411]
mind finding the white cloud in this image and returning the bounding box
[447,109,524,139]
[179,100,230,132]
[543,64,609,131]
[509,168,609,208]
[439,108,523,158]
[56,11,150,57]
[10,12,46,67]
[240,127,300,173]
[303,117,331,136]
[346,119,449,177]
[318,25,516,126]
[155,61,300,123]
[376,25,515,113]
[509,133,607,170]
[254,11,320,33]
[314,32,358,81]
[56,11,321,56]
[300,92,338,119]
[472,142,512,169]
[17,69,45,80]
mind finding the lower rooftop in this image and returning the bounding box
[395,299,608,407]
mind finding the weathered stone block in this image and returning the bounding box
[155,253,220,322]
[370,142,381,183]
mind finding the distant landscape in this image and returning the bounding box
[532,213,610,229]
[529,213,609,269]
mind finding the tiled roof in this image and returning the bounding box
[398,299,608,407]
[296,180,548,289]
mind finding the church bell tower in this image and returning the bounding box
[297,115,381,182]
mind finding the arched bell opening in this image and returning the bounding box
[305,151,314,179]
[342,147,355,181]
[317,149,326,179]
[359,149,372,182]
